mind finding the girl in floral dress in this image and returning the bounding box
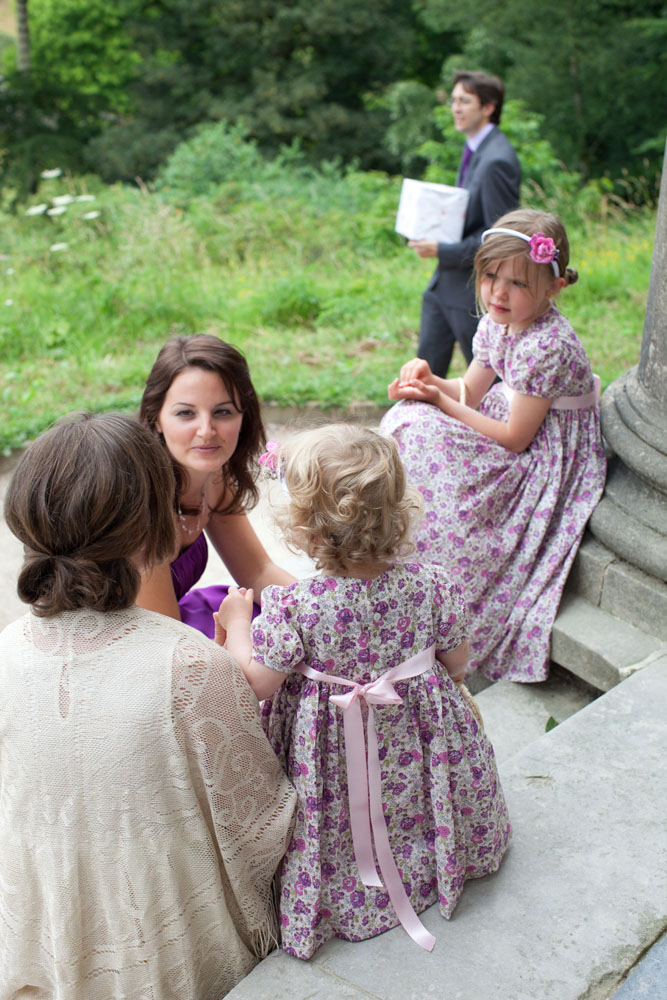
[381,209,606,683]
[217,425,510,959]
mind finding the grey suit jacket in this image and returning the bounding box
[427,127,521,313]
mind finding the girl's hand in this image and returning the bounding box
[212,612,226,647]
[399,357,433,384]
[388,377,442,407]
[218,587,255,629]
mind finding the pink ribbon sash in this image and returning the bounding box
[295,645,437,952]
[500,372,601,411]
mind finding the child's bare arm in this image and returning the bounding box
[436,640,470,683]
[216,587,286,701]
[391,374,551,453]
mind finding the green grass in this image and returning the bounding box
[0,168,655,453]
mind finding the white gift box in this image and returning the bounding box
[395,178,470,244]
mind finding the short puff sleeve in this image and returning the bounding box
[431,566,469,656]
[471,315,494,369]
[252,584,306,674]
[506,310,594,398]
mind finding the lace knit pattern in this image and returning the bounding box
[0,606,296,999]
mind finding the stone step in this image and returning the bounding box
[566,533,667,641]
[610,930,667,999]
[474,666,596,763]
[226,658,667,1000]
[551,593,665,691]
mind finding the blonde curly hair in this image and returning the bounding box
[276,425,422,575]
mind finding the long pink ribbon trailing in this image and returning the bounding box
[294,645,437,952]
[500,372,601,411]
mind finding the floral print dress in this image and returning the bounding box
[254,563,511,959]
[380,304,607,683]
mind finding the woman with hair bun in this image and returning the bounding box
[138,333,295,638]
[0,412,296,1000]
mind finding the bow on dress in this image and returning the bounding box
[295,644,439,951]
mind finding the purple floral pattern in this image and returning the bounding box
[380,305,607,683]
[254,563,511,959]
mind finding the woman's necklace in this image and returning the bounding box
[178,486,207,537]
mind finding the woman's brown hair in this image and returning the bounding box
[139,334,265,515]
[5,412,177,616]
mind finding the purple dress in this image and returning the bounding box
[170,533,230,639]
[254,563,511,959]
[380,305,607,683]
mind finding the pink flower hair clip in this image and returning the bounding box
[529,233,559,268]
[258,439,281,478]
[481,227,561,277]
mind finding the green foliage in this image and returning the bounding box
[545,716,559,733]
[155,121,266,199]
[0,0,663,202]
[0,31,13,60]
[258,276,321,327]
[416,0,667,188]
[0,145,654,453]
[370,80,440,177]
[0,0,140,203]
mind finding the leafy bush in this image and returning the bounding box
[154,120,266,199]
[85,122,186,184]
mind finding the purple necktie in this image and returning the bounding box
[458,144,472,187]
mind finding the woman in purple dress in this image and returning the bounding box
[137,334,294,637]
[381,209,606,683]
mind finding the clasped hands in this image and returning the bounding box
[387,357,441,405]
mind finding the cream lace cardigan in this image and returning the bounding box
[0,606,296,999]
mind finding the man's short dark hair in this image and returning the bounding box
[453,70,505,125]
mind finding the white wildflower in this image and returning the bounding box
[25,204,48,216]
[40,168,62,179]
[76,194,96,202]
[52,194,75,206]
[82,211,101,220]
[49,242,68,253]
[6,267,14,275]
[4,299,13,306]
[47,206,67,216]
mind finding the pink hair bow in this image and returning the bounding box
[258,439,281,475]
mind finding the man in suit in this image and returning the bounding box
[409,70,521,376]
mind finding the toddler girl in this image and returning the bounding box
[218,425,510,958]
[382,208,607,683]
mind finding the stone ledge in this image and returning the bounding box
[226,662,667,1000]
[551,595,665,691]
[565,534,667,640]
[474,670,596,763]
[564,533,616,607]
[601,559,667,641]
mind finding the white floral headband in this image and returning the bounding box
[481,228,560,277]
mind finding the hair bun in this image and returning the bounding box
[565,266,578,286]
[18,552,139,617]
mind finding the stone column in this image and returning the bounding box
[588,141,667,582]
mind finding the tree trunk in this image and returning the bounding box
[17,0,31,73]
